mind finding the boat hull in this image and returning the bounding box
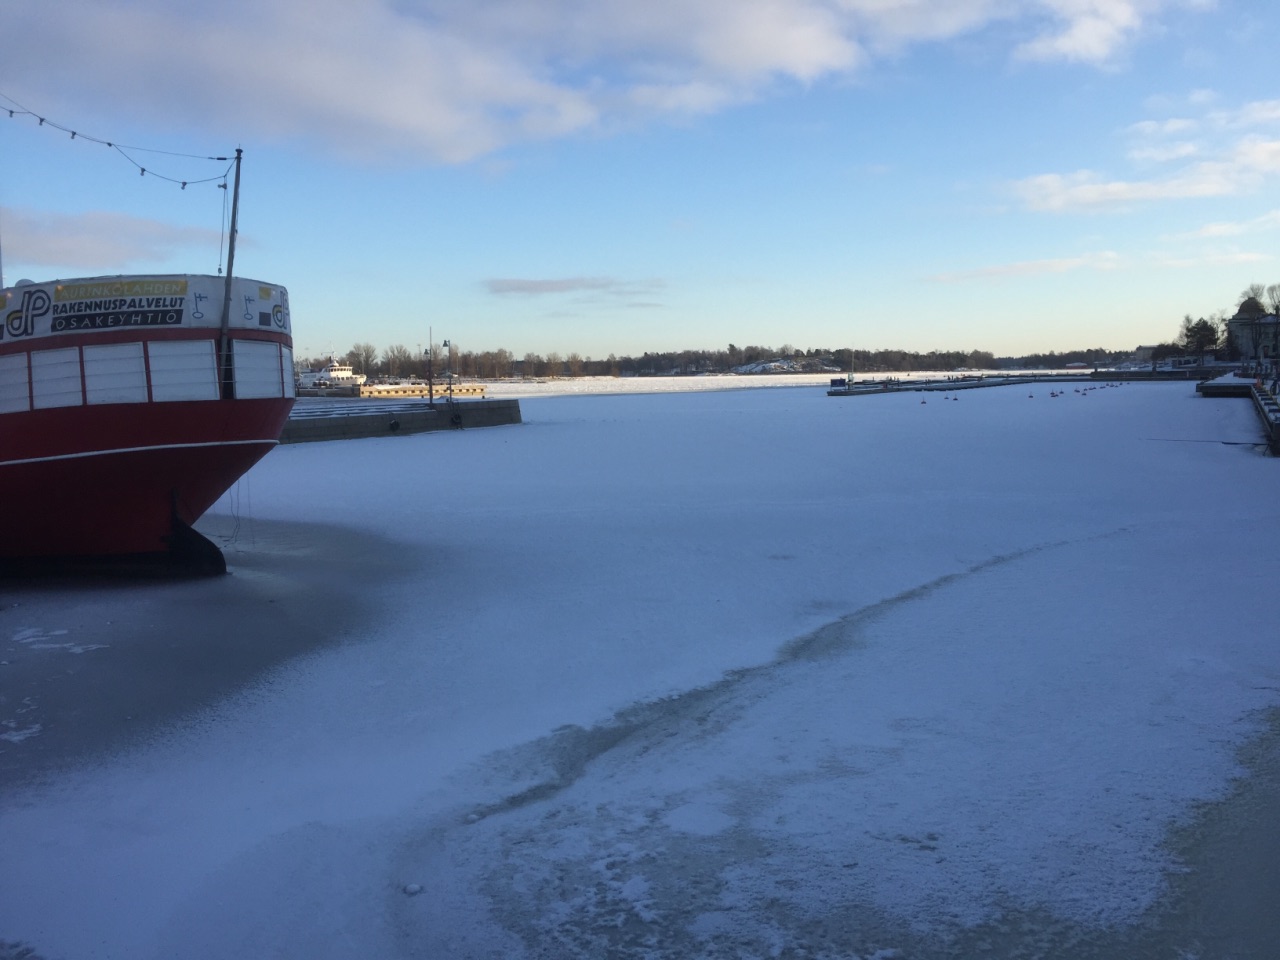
[1,397,293,560]
[2,273,297,568]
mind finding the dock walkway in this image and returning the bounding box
[827,373,1099,396]
[826,370,1217,397]
[1196,373,1280,453]
[279,397,521,444]
[830,369,1280,454]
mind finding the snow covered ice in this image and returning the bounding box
[2,379,1279,959]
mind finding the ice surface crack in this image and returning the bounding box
[778,539,1077,663]
[466,535,1106,826]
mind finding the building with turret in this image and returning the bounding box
[1226,296,1279,361]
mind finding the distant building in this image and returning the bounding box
[1227,297,1280,360]
[1133,345,1159,362]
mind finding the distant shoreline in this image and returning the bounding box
[479,368,1111,400]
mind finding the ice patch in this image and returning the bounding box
[663,798,735,836]
[2,695,41,743]
[1,723,41,744]
[12,626,107,654]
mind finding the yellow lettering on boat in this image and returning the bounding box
[54,279,189,301]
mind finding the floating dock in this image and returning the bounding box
[825,369,1219,397]
[1196,374,1280,454]
[826,369,1280,455]
[280,397,521,443]
[826,374,1091,396]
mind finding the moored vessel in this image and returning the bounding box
[1,272,295,571]
[297,358,366,388]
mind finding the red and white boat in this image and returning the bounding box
[0,272,295,571]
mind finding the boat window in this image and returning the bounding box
[0,353,30,414]
[84,342,148,405]
[281,346,296,399]
[233,339,284,399]
[30,348,83,409]
[148,340,219,402]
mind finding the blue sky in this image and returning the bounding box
[2,0,1278,360]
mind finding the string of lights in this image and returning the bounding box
[1,90,235,189]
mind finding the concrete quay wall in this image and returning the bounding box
[1250,386,1280,454]
[279,398,522,444]
[1195,378,1280,454]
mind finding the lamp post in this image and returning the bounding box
[424,344,434,405]
[443,339,454,402]
[1251,317,1263,376]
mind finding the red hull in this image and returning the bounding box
[1,397,293,560]
[2,273,296,565]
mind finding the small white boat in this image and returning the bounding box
[298,358,367,388]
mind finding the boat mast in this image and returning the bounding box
[218,147,242,399]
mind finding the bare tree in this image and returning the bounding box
[383,344,413,377]
[297,354,328,372]
[346,342,379,375]
[1265,283,1280,314]
[1240,283,1267,305]
[490,348,514,378]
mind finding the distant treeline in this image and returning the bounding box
[303,343,1130,380]
[995,348,1128,369]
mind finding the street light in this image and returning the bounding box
[424,344,434,405]
[443,339,454,402]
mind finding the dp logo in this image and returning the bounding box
[3,288,50,340]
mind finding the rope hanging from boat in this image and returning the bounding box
[2,89,242,276]
[218,174,231,276]
[0,91,234,188]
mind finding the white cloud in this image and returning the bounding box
[1014,0,1144,64]
[628,81,741,116]
[1172,209,1280,239]
[832,0,1004,51]
[486,276,666,304]
[1127,141,1199,163]
[0,0,1207,163]
[1,208,222,271]
[1016,89,1280,213]
[487,277,624,295]
[1013,161,1246,211]
[1209,99,1280,128]
[930,245,1271,282]
[1151,250,1272,268]
[929,250,1120,282]
[1123,113,1204,166]
[1124,115,1201,165]
[1230,136,1280,173]
[1127,118,1197,137]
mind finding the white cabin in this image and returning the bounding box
[298,358,367,387]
